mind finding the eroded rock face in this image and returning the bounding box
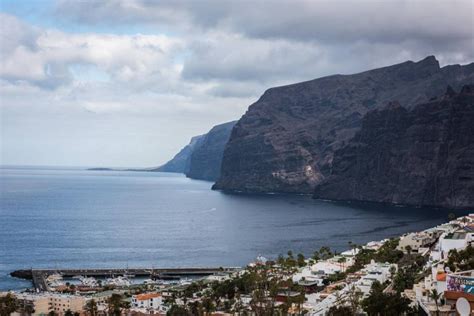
[154,135,205,174]
[313,86,474,209]
[155,121,236,181]
[187,121,237,181]
[214,56,474,193]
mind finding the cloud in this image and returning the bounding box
[52,0,474,83]
[55,0,473,47]
[0,13,184,90]
[1,0,473,167]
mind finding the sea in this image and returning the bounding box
[0,166,468,290]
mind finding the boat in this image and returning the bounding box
[105,276,131,287]
[79,276,98,287]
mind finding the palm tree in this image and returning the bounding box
[107,294,124,316]
[85,299,98,316]
[201,297,215,316]
[429,289,441,316]
[337,257,347,272]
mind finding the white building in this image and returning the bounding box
[439,230,471,259]
[131,293,164,311]
[354,261,397,296]
[397,232,437,253]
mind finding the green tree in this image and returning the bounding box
[347,285,362,314]
[297,253,306,267]
[447,245,474,271]
[190,301,206,316]
[337,257,347,272]
[429,289,441,316]
[85,299,98,316]
[166,304,188,316]
[0,293,18,316]
[361,281,411,316]
[405,245,412,256]
[107,294,126,316]
[64,309,73,316]
[287,250,294,259]
[201,297,215,315]
[319,246,333,260]
[328,305,353,316]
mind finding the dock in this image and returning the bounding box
[11,267,240,292]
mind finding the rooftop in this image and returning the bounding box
[444,232,467,240]
[135,293,162,301]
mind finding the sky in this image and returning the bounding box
[0,0,473,168]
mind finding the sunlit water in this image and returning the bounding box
[0,167,467,290]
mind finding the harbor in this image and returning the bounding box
[10,267,241,292]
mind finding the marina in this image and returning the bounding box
[10,267,241,292]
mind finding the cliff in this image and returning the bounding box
[153,135,205,173]
[187,121,237,181]
[155,121,236,181]
[213,56,474,194]
[313,85,474,209]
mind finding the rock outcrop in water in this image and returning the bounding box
[313,85,474,209]
[213,56,474,195]
[155,121,236,181]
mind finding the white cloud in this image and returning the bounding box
[0,14,185,90]
[1,0,473,167]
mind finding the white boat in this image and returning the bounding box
[179,278,193,286]
[46,273,63,282]
[79,276,98,287]
[105,276,131,287]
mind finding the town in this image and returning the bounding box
[1,214,473,316]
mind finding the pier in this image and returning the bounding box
[11,267,240,291]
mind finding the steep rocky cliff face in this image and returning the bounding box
[313,85,474,209]
[155,121,236,181]
[154,135,204,173]
[187,121,237,181]
[213,56,474,193]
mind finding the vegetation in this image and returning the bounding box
[429,289,441,316]
[85,299,99,316]
[392,253,426,293]
[328,305,353,315]
[164,260,309,315]
[361,281,413,316]
[166,304,188,315]
[345,239,402,275]
[106,294,129,316]
[0,293,18,316]
[447,244,474,272]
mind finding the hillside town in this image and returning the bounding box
[1,214,473,316]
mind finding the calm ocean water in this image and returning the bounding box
[0,167,467,290]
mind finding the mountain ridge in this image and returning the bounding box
[213,56,474,200]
